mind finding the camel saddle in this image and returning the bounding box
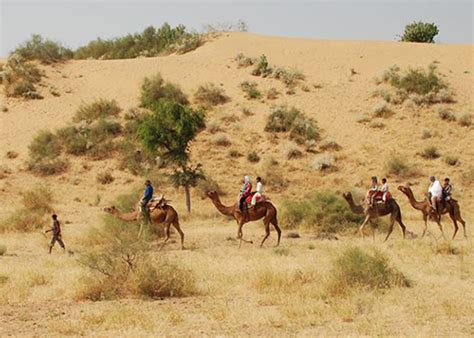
[367,190,391,205]
[244,192,266,208]
[149,195,171,210]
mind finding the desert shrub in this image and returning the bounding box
[74,99,121,122]
[87,140,117,161]
[228,149,242,158]
[235,53,256,68]
[282,191,364,233]
[312,153,336,171]
[97,171,115,184]
[27,158,69,176]
[251,55,272,77]
[372,88,391,102]
[421,146,441,159]
[437,106,456,121]
[13,34,73,64]
[1,54,42,99]
[241,107,253,116]
[400,21,439,43]
[369,121,385,129]
[421,129,432,139]
[56,126,88,155]
[265,105,319,144]
[261,157,287,190]
[273,67,305,88]
[328,247,411,296]
[74,23,203,59]
[214,135,231,147]
[206,119,221,134]
[247,151,260,163]
[385,153,413,177]
[287,147,303,160]
[443,155,459,166]
[458,112,472,127]
[5,151,19,159]
[0,185,54,232]
[194,83,229,107]
[319,139,341,151]
[0,245,6,256]
[140,73,188,108]
[266,87,279,100]
[372,101,392,118]
[196,177,223,199]
[117,140,154,175]
[240,81,261,99]
[356,114,371,123]
[27,131,64,174]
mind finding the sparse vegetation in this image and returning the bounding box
[385,153,414,177]
[372,101,392,118]
[312,153,336,171]
[421,129,432,139]
[266,87,279,100]
[74,99,121,122]
[437,106,456,121]
[458,112,472,127]
[445,155,459,166]
[5,151,19,159]
[261,157,287,190]
[421,146,441,159]
[251,55,272,77]
[240,81,261,99]
[247,151,260,163]
[0,244,6,256]
[319,139,342,151]
[273,67,305,89]
[400,21,439,43]
[265,105,319,144]
[228,149,242,158]
[214,135,231,147]
[1,54,43,99]
[369,121,385,129]
[140,73,189,108]
[13,34,73,64]
[96,171,115,184]
[194,83,229,107]
[287,147,303,160]
[328,247,411,296]
[432,242,462,255]
[234,53,256,68]
[282,192,364,233]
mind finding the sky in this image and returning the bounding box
[1,0,473,56]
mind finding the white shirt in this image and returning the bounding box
[256,182,263,194]
[381,183,389,192]
[429,180,443,198]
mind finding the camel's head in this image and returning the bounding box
[397,184,412,195]
[103,206,117,214]
[342,192,352,201]
[207,190,218,200]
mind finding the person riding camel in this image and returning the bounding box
[366,176,379,207]
[381,178,389,203]
[442,177,453,208]
[251,177,263,207]
[428,176,443,219]
[238,176,252,220]
[140,179,154,224]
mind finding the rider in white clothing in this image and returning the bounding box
[251,177,263,206]
[428,176,443,216]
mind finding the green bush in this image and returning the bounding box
[251,55,272,77]
[1,54,42,99]
[400,21,439,43]
[27,158,69,176]
[265,105,319,144]
[247,151,260,163]
[273,67,305,88]
[194,83,229,107]
[328,247,411,295]
[282,191,364,233]
[421,146,441,159]
[13,34,73,64]
[437,106,456,121]
[73,99,121,122]
[74,23,203,60]
[240,81,261,99]
[234,53,256,68]
[140,73,189,108]
[29,131,61,161]
[56,126,88,155]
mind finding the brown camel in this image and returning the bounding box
[103,204,184,250]
[207,191,281,247]
[397,184,467,240]
[342,192,406,242]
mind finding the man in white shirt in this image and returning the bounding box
[428,176,443,217]
[381,178,389,202]
[251,177,263,206]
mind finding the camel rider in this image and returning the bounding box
[251,177,263,206]
[381,178,389,203]
[428,176,442,218]
[238,175,252,213]
[442,177,453,207]
[367,176,379,207]
[141,180,154,224]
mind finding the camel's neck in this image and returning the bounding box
[110,210,138,222]
[346,198,365,215]
[403,189,427,210]
[210,195,235,216]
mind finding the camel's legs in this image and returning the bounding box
[435,220,446,239]
[370,221,376,242]
[383,216,396,242]
[260,222,270,247]
[359,216,370,239]
[420,213,428,239]
[396,213,407,239]
[448,210,459,240]
[236,221,252,248]
[270,215,282,246]
[172,220,185,250]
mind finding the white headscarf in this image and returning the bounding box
[244,175,252,184]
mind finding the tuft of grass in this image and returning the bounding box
[261,157,287,190]
[5,151,19,159]
[265,105,319,144]
[74,99,121,122]
[385,153,414,178]
[228,149,242,158]
[372,101,392,118]
[247,151,260,163]
[287,147,303,160]
[437,106,456,121]
[27,158,69,176]
[319,139,341,152]
[356,114,371,123]
[457,112,472,127]
[206,119,222,134]
[214,135,231,147]
[266,87,279,100]
[234,53,256,68]
[312,153,336,171]
[369,121,385,129]
[421,129,432,139]
[432,242,462,255]
[251,55,272,77]
[194,83,229,107]
[282,191,364,232]
[240,81,261,99]
[328,247,411,295]
[273,67,305,88]
[444,155,459,166]
[421,146,441,159]
[140,73,189,108]
[96,171,115,184]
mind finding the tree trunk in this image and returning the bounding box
[184,184,191,213]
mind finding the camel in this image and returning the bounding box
[398,184,467,240]
[342,192,406,242]
[207,191,281,247]
[103,204,184,250]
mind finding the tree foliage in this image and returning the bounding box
[400,21,439,43]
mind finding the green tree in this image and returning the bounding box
[400,21,439,43]
[138,101,205,212]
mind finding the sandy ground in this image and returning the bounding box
[0,32,473,336]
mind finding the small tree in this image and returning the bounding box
[400,21,439,43]
[138,101,205,212]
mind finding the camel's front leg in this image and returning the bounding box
[359,216,370,239]
[421,213,428,239]
[236,221,253,249]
